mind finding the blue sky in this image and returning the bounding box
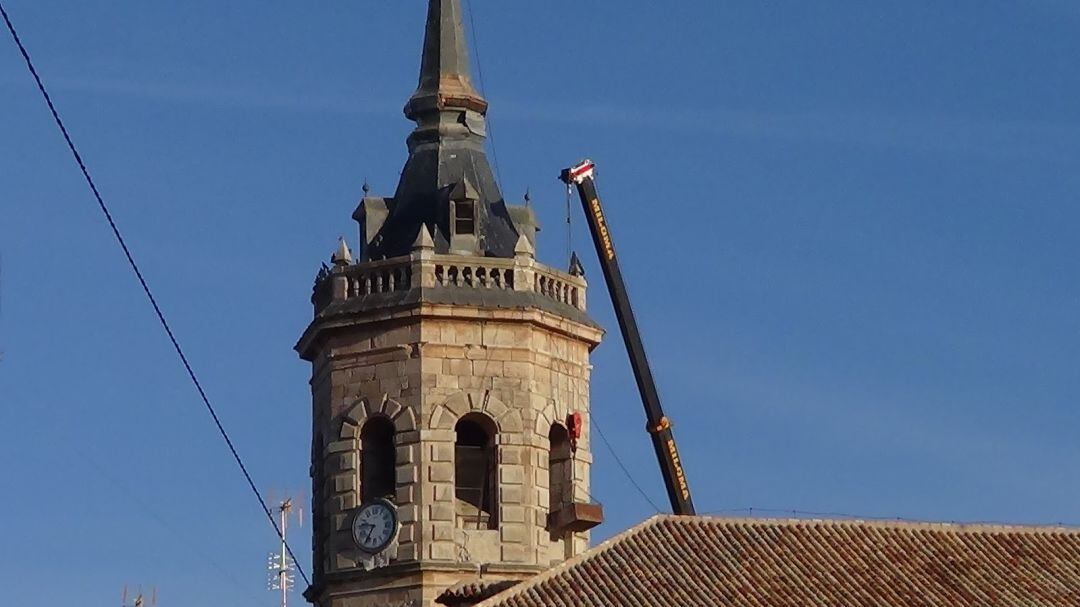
[2,1,1078,604]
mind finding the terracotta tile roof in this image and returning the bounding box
[475,515,1080,607]
[437,579,520,606]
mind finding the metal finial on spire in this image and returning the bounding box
[362,180,371,196]
[524,188,532,206]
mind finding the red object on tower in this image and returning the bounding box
[567,411,584,451]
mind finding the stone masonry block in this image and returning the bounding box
[327,440,355,454]
[433,524,455,541]
[334,553,356,571]
[501,544,528,563]
[429,406,454,430]
[499,486,523,505]
[500,446,523,465]
[459,375,488,390]
[397,430,422,444]
[397,444,420,465]
[500,524,528,544]
[430,503,454,521]
[382,399,403,420]
[436,374,459,389]
[473,360,504,376]
[503,361,531,379]
[334,474,357,493]
[331,494,356,513]
[492,377,522,391]
[333,513,349,531]
[339,422,359,439]
[396,485,417,505]
[433,484,453,502]
[398,505,418,524]
[397,464,419,485]
[429,541,457,561]
[445,396,470,418]
[500,465,525,486]
[464,345,488,360]
[418,429,456,442]
[348,365,377,383]
[497,433,524,446]
[431,443,454,462]
[445,358,472,376]
[501,505,526,524]
[335,452,358,471]
[398,543,419,561]
[499,412,524,432]
[428,462,453,483]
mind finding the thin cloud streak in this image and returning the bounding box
[494,100,1080,162]
[0,74,398,115]
[4,74,1076,162]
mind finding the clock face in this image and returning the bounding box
[351,499,399,554]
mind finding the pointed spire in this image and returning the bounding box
[369,2,519,260]
[569,252,585,277]
[331,237,353,266]
[405,0,488,122]
[412,224,435,251]
[514,233,535,259]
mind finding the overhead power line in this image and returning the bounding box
[592,417,664,513]
[0,2,310,588]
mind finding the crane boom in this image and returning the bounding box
[560,159,696,515]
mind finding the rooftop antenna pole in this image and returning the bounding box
[268,496,301,607]
[123,585,155,607]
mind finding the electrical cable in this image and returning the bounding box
[0,2,310,587]
[591,416,663,513]
[463,0,504,189]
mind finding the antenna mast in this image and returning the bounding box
[122,586,156,607]
[268,497,303,607]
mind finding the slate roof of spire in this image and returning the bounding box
[472,515,1080,607]
[368,0,519,260]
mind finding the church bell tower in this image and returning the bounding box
[296,2,604,605]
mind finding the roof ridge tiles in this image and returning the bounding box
[682,514,1080,535]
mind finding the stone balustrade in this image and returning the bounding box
[434,259,516,290]
[534,266,582,310]
[314,245,587,314]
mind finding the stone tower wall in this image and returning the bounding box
[303,278,601,606]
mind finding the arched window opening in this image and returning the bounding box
[361,417,396,501]
[548,423,573,530]
[455,414,498,529]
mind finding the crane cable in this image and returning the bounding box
[463,0,503,189]
[0,3,310,588]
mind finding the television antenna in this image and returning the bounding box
[122,585,157,607]
[267,496,304,607]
